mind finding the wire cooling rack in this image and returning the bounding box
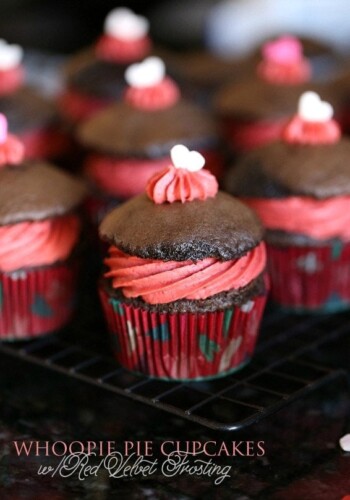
[0,306,348,431]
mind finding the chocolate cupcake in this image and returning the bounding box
[225,91,350,312]
[214,36,338,154]
[0,114,87,340]
[77,56,222,225]
[98,145,268,380]
[0,39,68,160]
[59,8,152,125]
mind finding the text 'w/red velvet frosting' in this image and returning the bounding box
[282,91,341,145]
[124,57,180,111]
[95,8,151,63]
[146,145,218,204]
[0,114,25,166]
[257,36,311,85]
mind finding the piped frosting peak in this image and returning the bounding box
[283,91,341,145]
[146,145,218,204]
[0,114,24,166]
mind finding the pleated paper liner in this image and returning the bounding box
[99,285,268,381]
[267,240,350,312]
[0,259,79,341]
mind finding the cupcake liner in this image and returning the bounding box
[58,89,111,123]
[267,241,350,312]
[0,259,79,341]
[99,285,267,381]
[223,117,288,152]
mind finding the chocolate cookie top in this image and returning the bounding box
[77,99,219,158]
[0,162,87,226]
[225,138,350,199]
[99,191,263,261]
[0,87,58,134]
[214,78,337,119]
[67,59,127,100]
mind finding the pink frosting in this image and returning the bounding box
[243,196,350,240]
[146,165,218,204]
[124,77,180,111]
[95,34,151,63]
[105,243,266,304]
[282,115,341,145]
[257,36,311,85]
[0,66,24,95]
[0,215,80,272]
[0,135,24,166]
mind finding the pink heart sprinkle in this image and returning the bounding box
[0,114,8,144]
[263,36,302,64]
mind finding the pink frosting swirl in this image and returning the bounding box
[146,165,218,204]
[243,196,350,240]
[0,114,25,166]
[257,36,311,85]
[282,116,341,145]
[0,215,80,272]
[124,77,180,111]
[104,243,266,304]
[95,34,151,63]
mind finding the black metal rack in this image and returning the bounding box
[0,306,348,431]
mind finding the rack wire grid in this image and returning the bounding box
[0,304,348,431]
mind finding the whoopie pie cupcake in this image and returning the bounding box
[59,7,152,125]
[225,91,350,312]
[214,35,337,154]
[98,145,268,380]
[0,114,87,340]
[77,56,222,225]
[0,39,68,160]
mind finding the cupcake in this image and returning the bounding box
[59,8,152,125]
[214,35,337,154]
[98,145,268,381]
[225,91,350,313]
[77,56,222,225]
[0,114,87,340]
[0,39,68,160]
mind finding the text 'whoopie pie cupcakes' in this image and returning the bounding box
[98,145,268,381]
[214,36,337,154]
[225,91,350,312]
[59,8,152,125]
[0,114,87,340]
[0,39,68,161]
[77,56,222,226]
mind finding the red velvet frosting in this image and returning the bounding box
[104,242,266,304]
[124,77,180,111]
[146,164,218,204]
[95,35,151,64]
[0,215,80,272]
[0,66,24,96]
[243,196,350,241]
[257,36,311,85]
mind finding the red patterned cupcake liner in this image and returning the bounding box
[19,127,72,161]
[267,240,350,312]
[0,259,79,341]
[223,117,288,152]
[58,89,112,124]
[99,285,267,381]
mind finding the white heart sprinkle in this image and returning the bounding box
[170,145,206,172]
[339,434,350,452]
[104,8,149,41]
[240,300,255,313]
[0,39,23,70]
[125,56,165,88]
[298,91,334,123]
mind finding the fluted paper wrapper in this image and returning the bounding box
[0,260,79,340]
[99,286,267,381]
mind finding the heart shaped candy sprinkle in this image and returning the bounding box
[170,145,206,172]
[125,56,165,88]
[298,91,334,123]
[0,39,23,71]
[104,7,149,41]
